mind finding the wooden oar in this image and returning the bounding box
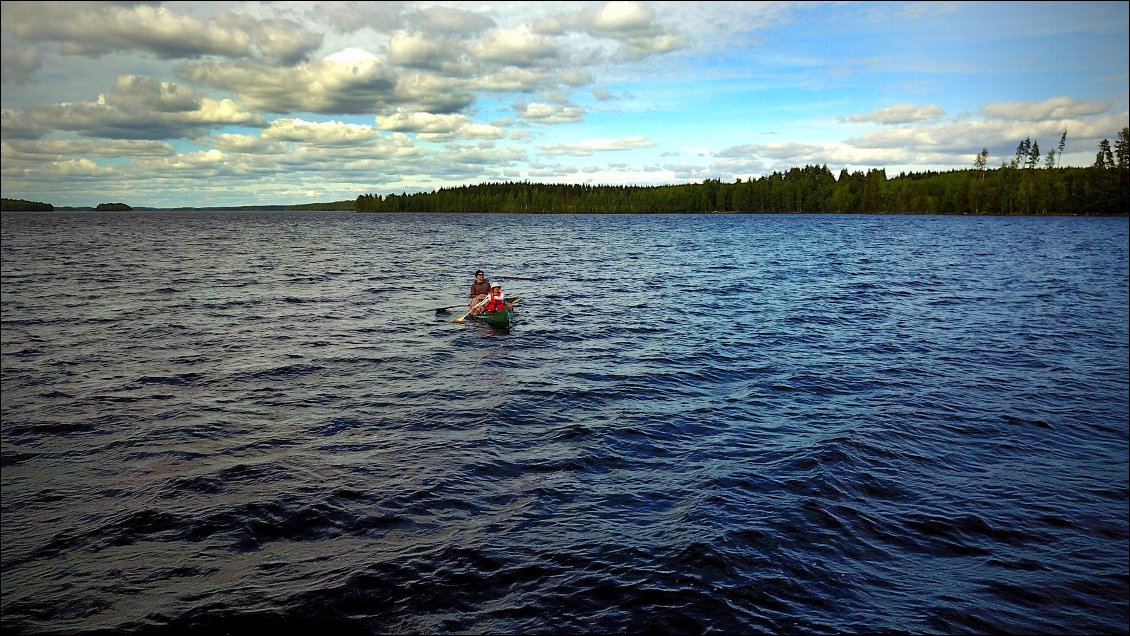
[433,304,461,314]
[451,296,490,323]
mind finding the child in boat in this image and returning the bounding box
[483,282,510,312]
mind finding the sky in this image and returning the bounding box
[1,1,1128,208]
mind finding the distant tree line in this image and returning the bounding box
[284,200,356,211]
[1,198,54,211]
[357,128,1129,215]
[95,202,133,211]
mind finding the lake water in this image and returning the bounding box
[2,211,1128,634]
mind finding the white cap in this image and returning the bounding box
[490,281,502,289]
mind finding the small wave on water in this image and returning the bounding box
[2,211,1127,635]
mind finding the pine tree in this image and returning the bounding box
[1095,139,1114,169]
[1026,141,1041,168]
[1115,126,1129,170]
[1012,137,1031,168]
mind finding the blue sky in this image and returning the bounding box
[2,1,1127,208]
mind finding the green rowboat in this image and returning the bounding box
[466,297,521,329]
[468,307,511,329]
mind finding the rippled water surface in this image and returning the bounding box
[2,211,1128,634]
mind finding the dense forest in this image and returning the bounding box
[358,128,1129,216]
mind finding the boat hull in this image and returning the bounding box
[469,307,511,328]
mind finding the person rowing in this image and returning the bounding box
[469,269,490,315]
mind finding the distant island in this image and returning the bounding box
[4,128,1127,216]
[2,198,54,211]
[0,199,355,213]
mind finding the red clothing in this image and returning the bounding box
[484,290,506,312]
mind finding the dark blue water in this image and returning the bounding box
[2,211,1127,635]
